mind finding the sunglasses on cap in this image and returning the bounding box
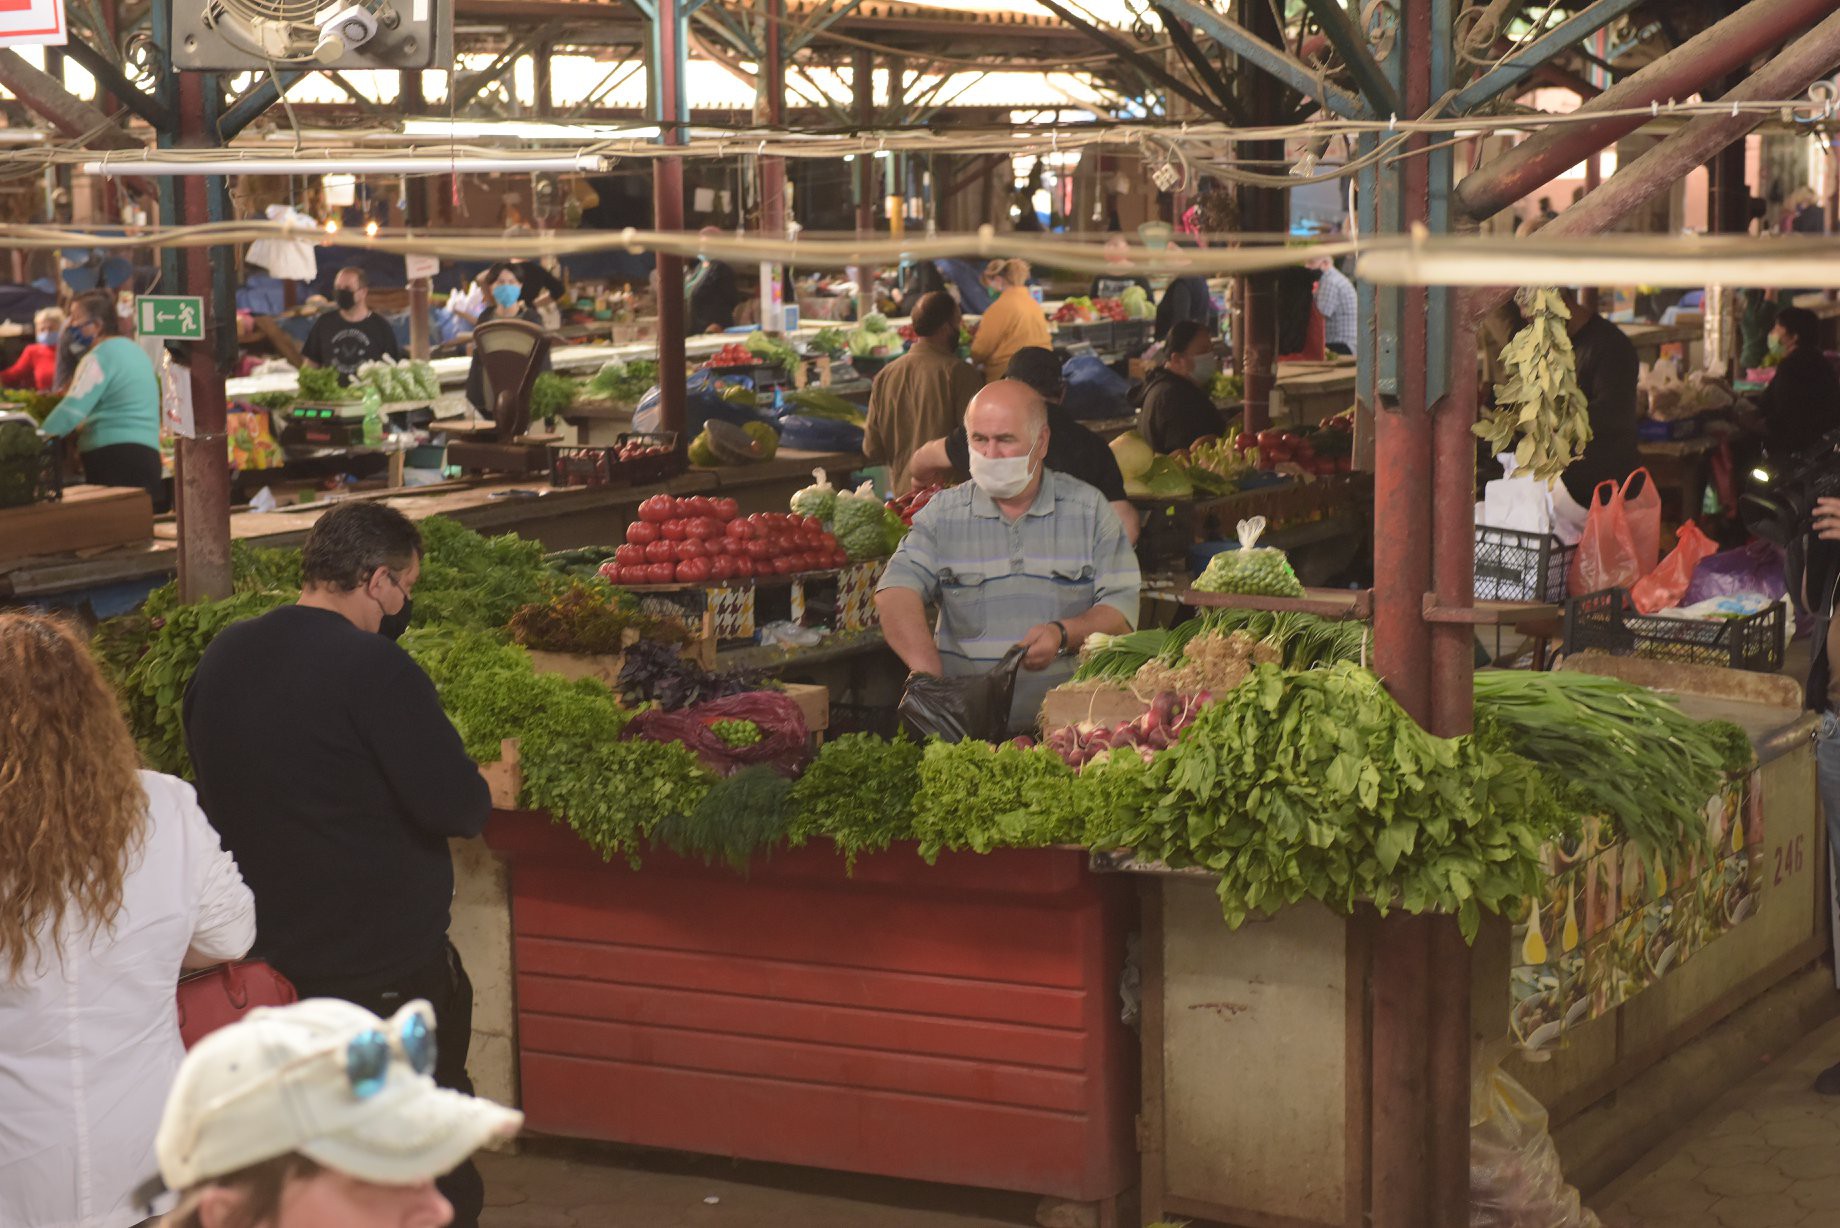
[347,1003,437,1098]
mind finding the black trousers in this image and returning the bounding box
[80,443,167,512]
[291,942,485,1228]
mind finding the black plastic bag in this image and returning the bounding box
[898,644,1028,743]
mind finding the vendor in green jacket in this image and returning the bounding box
[39,291,165,510]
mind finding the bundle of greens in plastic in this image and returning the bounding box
[833,480,906,560]
[790,468,838,522]
[1193,517,1305,598]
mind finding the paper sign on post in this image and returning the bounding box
[405,254,440,282]
[0,0,67,46]
[160,351,195,440]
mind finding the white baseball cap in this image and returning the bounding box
[156,998,523,1190]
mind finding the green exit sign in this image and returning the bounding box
[137,295,205,340]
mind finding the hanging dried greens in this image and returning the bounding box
[1473,287,1592,482]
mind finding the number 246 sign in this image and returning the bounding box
[0,0,67,47]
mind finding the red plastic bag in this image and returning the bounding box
[1629,521,1718,614]
[1621,469,1662,574]
[623,691,811,776]
[1569,470,1662,596]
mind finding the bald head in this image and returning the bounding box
[965,380,1049,458]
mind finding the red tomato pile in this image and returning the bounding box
[598,494,848,586]
[704,344,756,370]
[617,439,671,462]
[888,484,942,526]
[1231,429,1353,477]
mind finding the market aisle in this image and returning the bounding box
[1594,1014,1840,1228]
[476,1146,1037,1228]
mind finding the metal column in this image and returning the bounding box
[1369,0,1469,1224]
[1238,0,1282,433]
[639,0,694,447]
[171,69,235,601]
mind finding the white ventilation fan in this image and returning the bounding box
[172,0,448,71]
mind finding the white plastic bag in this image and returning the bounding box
[1481,454,1554,536]
[1471,1068,1601,1228]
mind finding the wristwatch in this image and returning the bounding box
[1051,620,1071,656]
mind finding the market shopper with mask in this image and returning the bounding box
[876,379,1141,734]
[301,266,402,385]
[465,262,551,416]
[1,306,63,390]
[182,500,493,1228]
[40,291,166,509]
[1749,306,1840,465]
[1131,319,1226,453]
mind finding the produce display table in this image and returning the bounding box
[1115,656,1821,1227]
[5,454,861,603]
[479,813,1138,1211]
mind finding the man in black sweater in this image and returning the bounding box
[1552,294,1640,539]
[183,501,493,1228]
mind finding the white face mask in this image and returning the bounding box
[1190,353,1217,382]
[968,431,1042,500]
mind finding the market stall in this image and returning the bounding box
[1115,648,1817,1226]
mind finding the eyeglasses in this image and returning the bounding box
[346,1005,437,1100]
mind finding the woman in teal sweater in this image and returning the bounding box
[40,292,165,511]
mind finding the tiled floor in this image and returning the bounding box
[1594,1014,1840,1228]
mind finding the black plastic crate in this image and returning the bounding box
[1563,587,1785,673]
[1474,526,1573,604]
[549,431,682,489]
[1113,320,1153,352]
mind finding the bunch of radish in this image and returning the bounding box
[1021,691,1210,771]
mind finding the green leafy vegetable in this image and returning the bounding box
[1084,662,1572,938]
[1472,670,1752,870]
[786,733,923,867]
[911,740,1083,861]
[652,765,793,871]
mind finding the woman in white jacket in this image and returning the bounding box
[0,613,257,1228]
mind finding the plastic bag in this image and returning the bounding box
[1062,354,1131,421]
[898,645,1027,744]
[1630,520,1718,614]
[1568,470,1660,596]
[623,691,811,777]
[1193,517,1305,597]
[1471,1068,1601,1228]
[1481,454,1554,536]
[1682,539,1788,606]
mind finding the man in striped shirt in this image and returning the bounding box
[1311,256,1359,357]
[876,380,1141,733]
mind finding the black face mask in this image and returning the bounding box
[379,595,413,641]
[335,288,358,311]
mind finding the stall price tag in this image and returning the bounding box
[0,0,67,46]
[137,295,205,341]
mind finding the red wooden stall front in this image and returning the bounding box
[485,811,1138,1204]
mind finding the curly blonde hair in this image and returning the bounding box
[0,612,147,983]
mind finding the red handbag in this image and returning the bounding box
[176,960,299,1049]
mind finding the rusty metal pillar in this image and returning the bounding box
[172,68,234,601]
[1370,0,1469,1224]
[1455,0,1839,221]
[645,0,691,447]
[759,0,787,240]
[1238,0,1283,432]
[853,48,876,236]
[402,71,431,362]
